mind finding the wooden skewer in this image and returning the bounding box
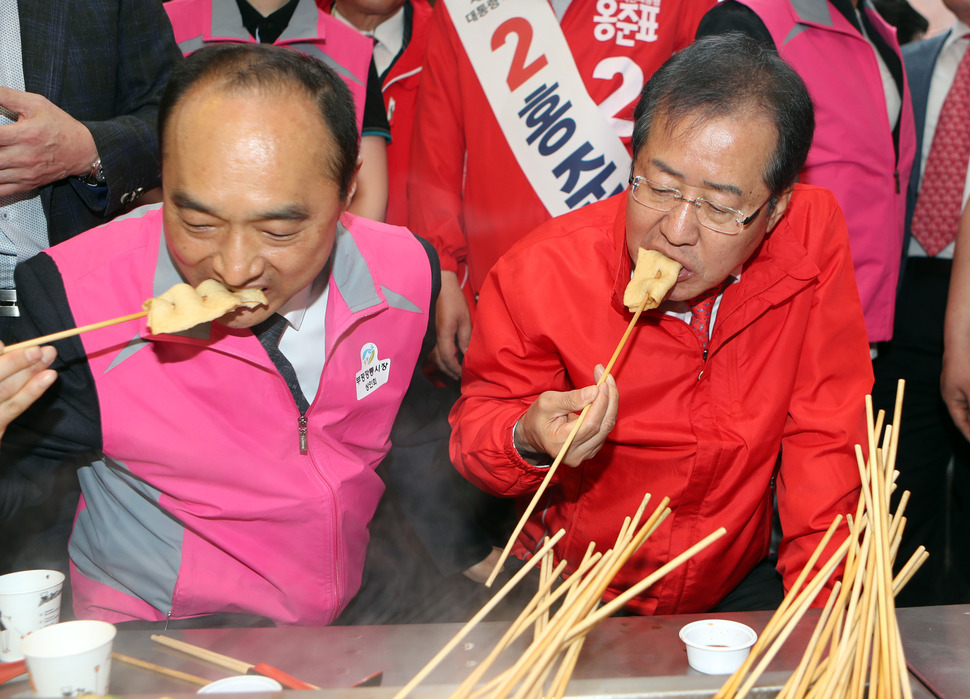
[3,312,148,353]
[112,652,210,687]
[484,290,656,587]
[393,530,565,699]
[151,635,251,674]
[569,527,727,637]
[733,537,851,699]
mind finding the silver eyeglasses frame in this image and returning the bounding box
[628,176,770,236]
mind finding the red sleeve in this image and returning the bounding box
[448,252,574,497]
[776,192,872,604]
[407,4,468,275]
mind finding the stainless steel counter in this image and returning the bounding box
[2,606,962,698]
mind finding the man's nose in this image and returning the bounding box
[659,198,701,246]
[213,231,264,286]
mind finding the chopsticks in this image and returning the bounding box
[112,652,209,687]
[151,634,320,690]
[714,381,924,699]
[484,288,656,587]
[395,492,726,699]
[1,312,147,353]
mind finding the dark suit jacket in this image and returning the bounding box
[902,30,949,233]
[17,0,182,245]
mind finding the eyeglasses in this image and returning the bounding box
[628,176,770,236]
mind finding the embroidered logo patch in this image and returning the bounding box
[356,342,390,400]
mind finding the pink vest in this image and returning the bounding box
[740,0,916,342]
[165,0,370,133]
[48,207,431,624]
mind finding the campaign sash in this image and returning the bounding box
[444,0,632,217]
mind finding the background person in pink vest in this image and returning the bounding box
[165,0,392,222]
[0,44,437,627]
[696,0,917,348]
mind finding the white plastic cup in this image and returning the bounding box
[20,619,116,697]
[679,619,757,675]
[198,676,283,693]
[0,570,65,661]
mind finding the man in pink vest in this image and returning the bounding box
[0,44,437,626]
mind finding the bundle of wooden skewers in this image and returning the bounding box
[715,380,927,699]
[394,493,726,699]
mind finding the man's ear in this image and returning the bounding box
[346,155,363,205]
[765,186,794,232]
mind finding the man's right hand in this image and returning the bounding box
[513,364,618,467]
[433,270,472,380]
[0,344,57,440]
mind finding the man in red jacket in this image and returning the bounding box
[451,33,873,614]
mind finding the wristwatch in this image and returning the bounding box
[81,157,106,186]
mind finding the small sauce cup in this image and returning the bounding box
[679,619,757,675]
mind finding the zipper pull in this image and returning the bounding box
[298,415,308,454]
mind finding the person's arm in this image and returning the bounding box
[450,256,618,497]
[349,134,389,221]
[68,0,182,221]
[942,204,970,440]
[0,344,57,441]
[0,89,100,197]
[0,253,101,523]
[348,61,391,221]
[408,6,473,379]
[776,198,871,603]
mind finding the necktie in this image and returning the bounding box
[910,36,970,257]
[253,313,309,414]
[688,283,723,353]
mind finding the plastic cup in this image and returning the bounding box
[679,619,757,675]
[0,570,65,661]
[20,619,116,697]
[198,676,283,693]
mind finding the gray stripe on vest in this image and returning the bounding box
[782,24,809,44]
[332,221,381,312]
[111,202,162,224]
[380,285,421,313]
[178,35,206,54]
[278,0,319,42]
[287,43,358,84]
[105,334,151,373]
[790,0,834,27]
[211,0,253,41]
[152,232,215,340]
[70,457,184,612]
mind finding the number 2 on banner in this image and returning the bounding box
[491,17,548,91]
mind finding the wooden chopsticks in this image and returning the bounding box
[112,652,209,687]
[151,634,320,690]
[1,311,147,354]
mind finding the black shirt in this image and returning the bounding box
[235,0,390,139]
[236,0,300,45]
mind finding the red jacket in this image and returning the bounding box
[451,185,871,614]
[383,0,433,227]
[409,0,713,297]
